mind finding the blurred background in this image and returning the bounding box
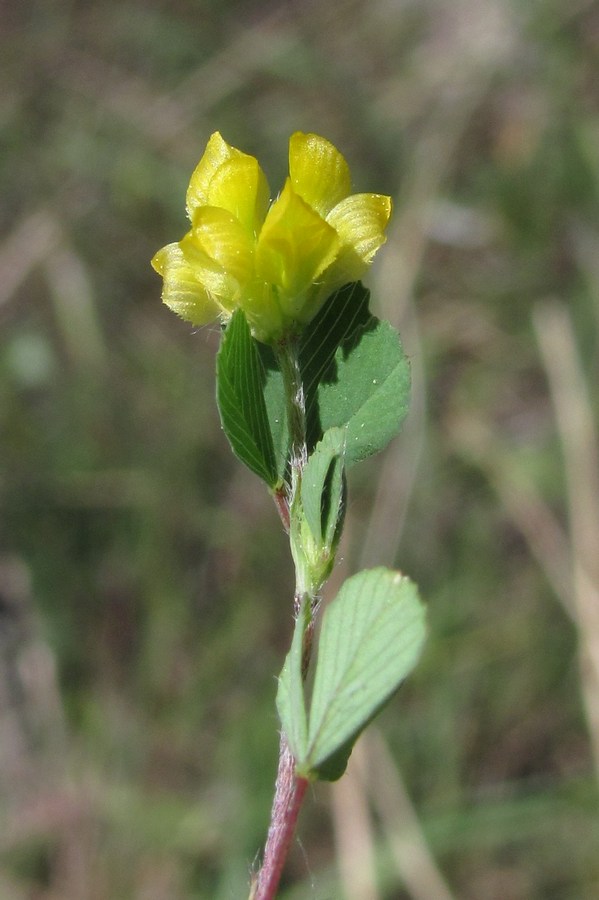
[2,0,599,897]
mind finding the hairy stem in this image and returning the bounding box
[252,338,313,899]
[252,738,309,900]
[275,336,307,479]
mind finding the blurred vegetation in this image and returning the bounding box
[2,0,599,898]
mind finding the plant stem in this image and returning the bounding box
[275,336,307,479]
[251,337,313,899]
[252,737,309,900]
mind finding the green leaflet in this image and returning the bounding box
[300,283,411,466]
[269,282,411,467]
[216,310,279,487]
[257,343,289,483]
[306,568,426,778]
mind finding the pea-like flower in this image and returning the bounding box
[152,132,392,343]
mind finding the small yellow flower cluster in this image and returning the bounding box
[152,132,392,342]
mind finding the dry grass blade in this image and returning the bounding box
[448,414,575,620]
[363,729,454,900]
[533,300,599,780]
[330,740,379,900]
[0,210,60,312]
[43,241,107,369]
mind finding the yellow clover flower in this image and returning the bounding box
[152,131,392,343]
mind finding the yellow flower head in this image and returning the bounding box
[152,132,392,342]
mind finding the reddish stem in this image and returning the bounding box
[273,486,290,532]
[253,737,309,900]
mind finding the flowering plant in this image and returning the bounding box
[152,131,425,900]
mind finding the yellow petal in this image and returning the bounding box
[189,206,254,286]
[289,132,351,218]
[327,193,392,264]
[186,131,258,220]
[151,242,222,325]
[186,132,233,220]
[179,232,240,314]
[203,155,270,235]
[256,180,340,300]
